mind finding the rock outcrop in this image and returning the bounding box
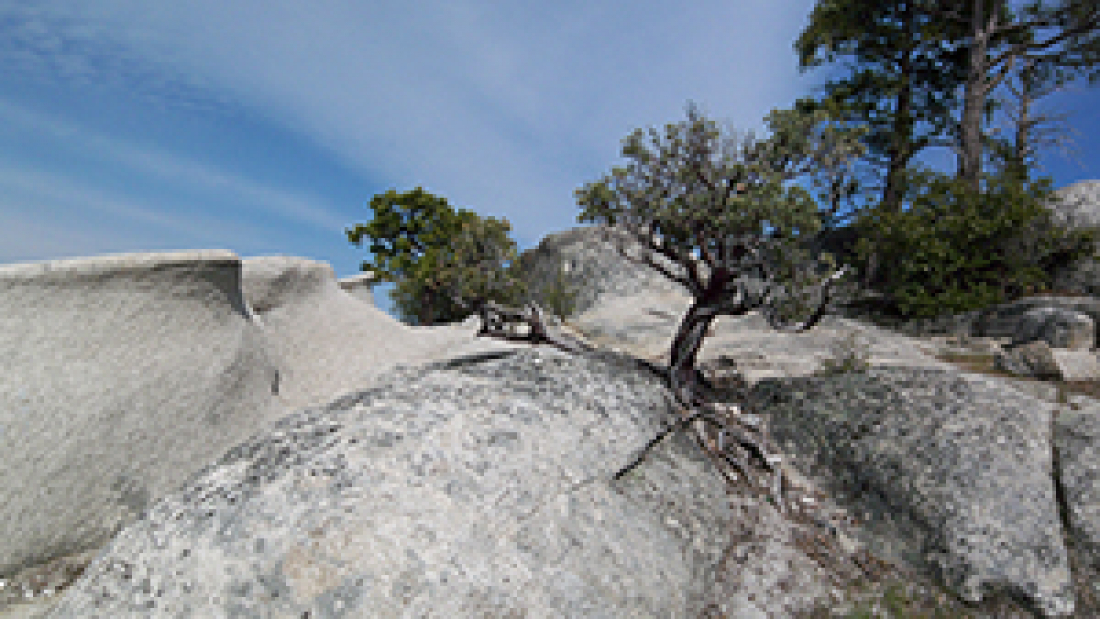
[0,252,526,615]
[1012,307,1095,350]
[45,348,753,617]
[1055,407,1100,611]
[336,271,377,306]
[0,252,281,579]
[241,256,525,413]
[511,225,687,318]
[1045,181,1100,297]
[7,202,1100,616]
[752,368,1077,617]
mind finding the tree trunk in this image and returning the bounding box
[420,287,434,326]
[668,301,720,405]
[959,0,991,192]
[667,267,736,407]
[881,1,916,217]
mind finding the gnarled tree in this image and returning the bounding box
[464,103,863,504]
[575,104,861,416]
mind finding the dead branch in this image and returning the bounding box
[461,264,848,517]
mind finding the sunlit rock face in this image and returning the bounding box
[0,251,281,580]
[512,225,688,319]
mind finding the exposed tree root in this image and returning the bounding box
[465,297,832,516]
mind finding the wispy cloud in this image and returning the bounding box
[0,99,350,258]
[0,1,818,250]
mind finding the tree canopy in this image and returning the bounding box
[795,0,1100,313]
[796,0,970,216]
[574,103,859,492]
[345,187,526,326]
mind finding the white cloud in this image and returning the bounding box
[0,0,817,250]
[0,100,350,236]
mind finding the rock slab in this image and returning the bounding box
[751,368,1075,617]
[512,225,688,318]
[1054,404,1100,610]
[0,251,280,579]
[46,348,745,618]
[336,271,377,307]
[241,255,525,413]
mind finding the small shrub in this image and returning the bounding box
[540,262,580,321]
[849,171,1099,320]
[815,330,872,376]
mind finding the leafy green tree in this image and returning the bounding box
[796,0,969,216]
[796,0,973,289]
[345,187,525,326]
[850,169,1100,318]
[575,102,860,490]
[422,213,531,320]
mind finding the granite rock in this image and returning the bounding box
[0,251,281,581]
[511,225,688,318]
[1013,307,1095,350]
[45,348,753,617]
[1044,181,1100,297]
[336,271,377,307]
[751,368,1076,617]
[1054,404,1100,611]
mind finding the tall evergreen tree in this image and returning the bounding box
[796,0,971,288]
[796,0,969,217]
[929,0,1100,190]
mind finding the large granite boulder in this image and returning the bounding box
[0,251,281,580]
[511,225,687,318]
[336,271,377,307]
[1012,307,1095,350]
[1043,181,1100,296]
[45,348,753,617]
[750,368,1077,617]
[974,295,1100,342]
[241,256,525,412]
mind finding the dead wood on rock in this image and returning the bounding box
[461,261,849,517]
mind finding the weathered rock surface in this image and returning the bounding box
[751,368,1076,617]
[973,296,1100,342]
[0,253,530,616]
[1013,307,1096,350]
[512,225,688,317]
[529,216,1100,616]
[45,348,763,617]
[241,255,526,412]
[996,340,1063,379]
[1045,181,1100,297]
[996,340,1100,382]
[10,207,1100,617]
[336,271,377,306]
[563,286,966,384]
[0,251,281,580]
[1054,404,1100,611]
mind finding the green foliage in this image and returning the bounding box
[849,171,1100,319]
[814,330,872,377]
[429,214,530,316]
[539,262,579,321]
[346,187,526,326]
[575,102,864,324]
[795,0,970,216]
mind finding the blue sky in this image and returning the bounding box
[2,2,1098,320]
